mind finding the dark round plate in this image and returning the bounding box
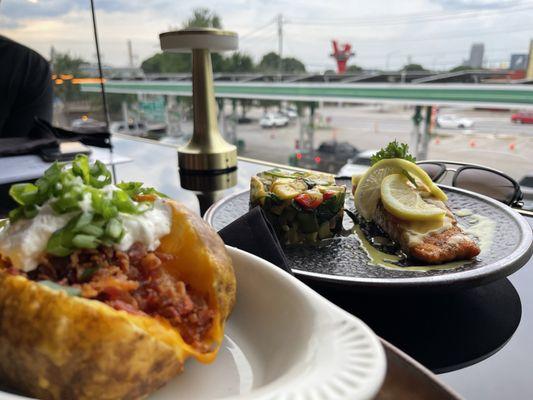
[204,184,533,289]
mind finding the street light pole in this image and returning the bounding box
[277,14,283,80]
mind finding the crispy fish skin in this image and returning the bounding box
[373,202,480,264]
[0,199,236,400]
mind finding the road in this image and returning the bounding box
[236,105,533,181]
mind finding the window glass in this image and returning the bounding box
[1,1,532,186]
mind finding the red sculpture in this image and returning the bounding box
[331,40,355,74]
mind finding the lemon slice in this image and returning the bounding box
[354,158,447,220]
[381,174,446,221]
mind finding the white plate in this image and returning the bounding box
[0,247,386,400]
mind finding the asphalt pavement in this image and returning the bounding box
[237,105,533,180]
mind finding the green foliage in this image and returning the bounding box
[140,9,305,75]
[52,52,88,102]
[370,140,416,165]
[257,52,306,73]
[346,64,363,73]
[184,7,222,29]
[141,52,191,74]
[402,63,427,72]
[222,52,255,73]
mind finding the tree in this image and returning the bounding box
[221,52,255,73]
[283,57,306,73]
[402,63,427,72]
[52,52,88,102]
[346,64,362,73]
[141,53,191,74]
[257,52,306,73]
[184,7,222,29]
[141,8,223,74]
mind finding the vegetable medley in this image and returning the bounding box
[250,169,346,244]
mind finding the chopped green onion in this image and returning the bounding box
[9,183,38,206]
[73,212,94,231]
[38,280,81,296]
[80,224,104,237]
[6,155,169,254]
[72,234,99,249]
[105,218,123,240]
[22,205,38,219]
[79,267,99,282]
[72,154,91,183]
[46,229,74,257]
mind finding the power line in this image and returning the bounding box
[239,19,276,40]
[285,24,533,45]
[286,3,533,27]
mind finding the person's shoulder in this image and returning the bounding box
[0,35,48,67]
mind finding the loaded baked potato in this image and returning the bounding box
[0,156,236,399]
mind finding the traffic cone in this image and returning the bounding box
[469,139,476,148]
[509,142,516,151]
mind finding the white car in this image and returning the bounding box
[259,113,289,128]
[337,149,376,176]
[436,115,474,129]
[281,108,298,119]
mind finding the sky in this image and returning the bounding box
[0,0,532,72]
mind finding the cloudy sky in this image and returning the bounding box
[1,0,532,71]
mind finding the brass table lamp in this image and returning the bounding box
[160,28,238,173]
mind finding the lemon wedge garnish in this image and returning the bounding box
[380,174,446,221]
[353,158,447,220]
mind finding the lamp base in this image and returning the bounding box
[178,146,237,171]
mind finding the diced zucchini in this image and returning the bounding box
[297,212,319,233]
[318,221,332,239]
[271,178,307,200]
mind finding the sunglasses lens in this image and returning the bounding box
[454,168,516,204]
[418,163,443,181]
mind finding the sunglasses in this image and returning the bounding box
[417,161,524,208]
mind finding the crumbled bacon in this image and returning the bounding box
[12,243,215,351]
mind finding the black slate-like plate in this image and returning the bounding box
[205,183,533,289]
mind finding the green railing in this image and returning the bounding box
[81,81,533,109]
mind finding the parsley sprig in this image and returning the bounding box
[370,141,418,187]
[370,140,416,165]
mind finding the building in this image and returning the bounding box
[467,43,485,68]
[510,54,528,70]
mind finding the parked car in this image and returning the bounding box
[291,141,358,173]
[436,115,474,129]
[511,112,533,124]
[110,121,167,139]
[280,107,298,120]
[259,113,289,128]
[337,149,377,176]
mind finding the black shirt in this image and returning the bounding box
[0,35,53,138]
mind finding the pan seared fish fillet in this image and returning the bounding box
[373,201,480,264]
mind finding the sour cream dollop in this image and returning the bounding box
[0,198,172,272]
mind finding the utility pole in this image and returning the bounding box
[277,14,283,80]
[127,39,134,68]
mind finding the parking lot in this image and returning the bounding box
[236,105,533,181]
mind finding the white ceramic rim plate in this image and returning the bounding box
[0,247,386,400]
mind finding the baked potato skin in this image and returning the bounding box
[159,200,236,324]
[0,273,183,400]
[0,199,236,399]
